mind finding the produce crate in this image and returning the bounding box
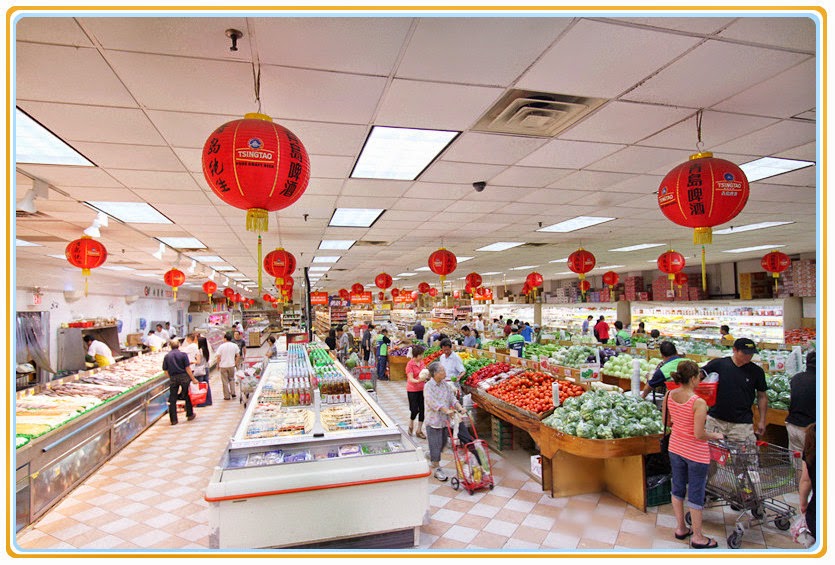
[491,416,514,452]
[388,355,408,381]
[646,475,672,507]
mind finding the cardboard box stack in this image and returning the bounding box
[624,276,645,301]
[652,276,677,301]
[776,266,794,298]
[791,259,815,296]
[688,286,708,301]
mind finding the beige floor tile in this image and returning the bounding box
[421,520,453,537]
[430,537,468,549]
[479,493,511,507]
[76,534,127,550]
[510,524,548,545]
[500,478,527,490]
[16,533,68,549]
[565,498,598,513]
[577,538,614,549]
[615,531,654,549]
[444,499,476,513]
[530,504,562,519]
[470,531,508,548]
[456,513,490,530]
[620,517,658,536]
[34,516,83,537]
[587,513,623,531]
[494,507,527,524]
[541,530,581,550]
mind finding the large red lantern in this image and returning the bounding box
[465,272,483,288]
[658,151,749,290]
[428,287,438,298]
[390,288,400,298]
[339,288,349,301]
[263,248,296,287]
[203,280,218,301]
[65,236,108,296]
[223,287,235,299]
[568,248,596,282]
[418,282,431,294]
[202,113,311,233]
[163,268,186,300]
[602,271,619,302]
[428,248,457,284]
[351,283,364,295]
[674,272,689,289]
[761,250,791,294]
[375,273,393,290]
[526,272,543,288]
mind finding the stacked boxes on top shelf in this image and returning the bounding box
[791,259,816,296]
[651,276,675,301]
[623,276,645,301]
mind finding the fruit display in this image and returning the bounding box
[548,345,597,368]
[785,328,815,346]
[464,357,495,377]
[522,343,559,360]
[424,350,443,364]
[601,354,657,382]
[555,381,586,406]
[486,370,561,415]
[466,362,511,387]
[481,339,507,349]
[542,390,663,439]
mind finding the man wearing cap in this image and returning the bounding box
[701,338,768,442]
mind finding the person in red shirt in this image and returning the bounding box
[405,345,428,439]
[503,320,512,336]
[594,316,610,343]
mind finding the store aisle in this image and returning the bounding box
[17,376,799,552]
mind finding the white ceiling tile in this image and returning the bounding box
[290,194,339,218]
[16,16,94,45]
[16,43,136,107]
[133,190,213,206]
[623,40,808,107]
[336,195,400,209]
[16,164,126,189]
[19,101,165,145]
[57,187,139,202]
[488,166,574,188]
[517,19,702,98]
[561,101,693,144]
[712,58,816,119]
[548,170,634,190]
[73,142,185,172]
[274,120,368,157]
[518,139,625,169]
[516,188,588,205]
[589,146,694,175]
[339,178,411,198]
[433,211,484,224]
[172,147,203,174]
[371,220,424,231]
[600,174,663,195]
[376,79,503,130]
[608,17,735,34]
[391,196,451,212]
[303,178,344,196]
[441,132,548,165]
[309,155,355,179]
[637,110,778,151]
[774,141,816,161]
[147,110,238,149]
[442,199,506,214]
[107,170,202,191]
[718,17,817,52]
[712,120,816,156]
[420,161,506,185]
[755,165,816,187]
[253,17,411,75]
[397,18,570,86]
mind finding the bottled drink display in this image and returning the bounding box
[305,344,352,404]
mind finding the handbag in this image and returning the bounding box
[192,363,207,377]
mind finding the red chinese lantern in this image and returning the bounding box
[391,288,400,298]
[526,271,543,287]
[579,279,591,295]
[761,250,791,294]
[272,301,280,309]
[351,283,364,295]
[602,271,619,289]
[262,293,274,303]
[223,287,235,299]
[164,268,186,300]
[65,236,108,296]
[658,151,750,290]
[418,282,431,294]
[339,288,349,301]
[378,291,385,301]
[453,290,461,299]
[568,248,596,283]
[263,248,296,287]
[243,302,251,309]
[465,272,482,288]
[658,250,686,292]
[233,292,242,303]
[428,248,457,285]
[428,287,438,298]
[411,291,419,300]
[203,281,218,301]
[375,273,392,290]
[521,283,530,295]
[202,113,311,233]
[674,272,689,289]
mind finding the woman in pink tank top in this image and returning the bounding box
[662,360,724,549]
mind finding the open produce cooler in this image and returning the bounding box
[205,347,430,549]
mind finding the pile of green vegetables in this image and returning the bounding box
[464,357,496,377]
[481,339,507,349]
[542,390,664,439]
[765,373,791,410]
[522,343,560,360]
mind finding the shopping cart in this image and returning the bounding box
[350,365,374,391]
[237,358,264,406]
[685,439,802,549]
[447,415,494,495]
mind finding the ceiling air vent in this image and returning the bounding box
[520,242,550,248]
[353,240,389,247]
[16,210,50,219]
[473,90,607,137]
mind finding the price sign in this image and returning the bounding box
[32,294,42,305]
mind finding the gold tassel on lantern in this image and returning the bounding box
[693,226,713,245]
[82,268,91,296]
[246,208,269,233]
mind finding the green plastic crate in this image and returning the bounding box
[646,476,672,507]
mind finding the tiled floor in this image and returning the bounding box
[17,370,802,553]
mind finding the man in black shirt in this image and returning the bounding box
[361,324,375,363]
[233,330,247,368]
[162,339,198,425]
[702,338,767,442]
[412,320,426,341]
[786,351,816,453]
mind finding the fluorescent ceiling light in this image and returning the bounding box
[102,265,135,271]
[190,255,224,263]
[739,157,814,182]
[48,254,66,259]
[319,240,355,250]
[476,242,525,252]
[15,239,41,247]
[391,278,401,281]
[351,126,459,181]
[537,216,615,233]
[714,221,795,235]
[16,108,94,167]
[213,265,236,272]
[86,201,172,224]
[156,237,206,250]
[136,272,163,277]
[329,208,385,228]
[312,256,341,263]
[309,266,331,272]
[457,256,474,263]
[594,265,625,270]
[397,273,416,277]
[481,271,502,275]
[609,243,665,252]
[509,265,539,271]
[415,266,432,272]
[723,244,786,254]
[227,272,245,278]
[554,271,574,275]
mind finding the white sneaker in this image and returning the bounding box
[433,468,448,481]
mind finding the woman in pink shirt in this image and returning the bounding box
[405,345,427,439]
[663,360,724,549]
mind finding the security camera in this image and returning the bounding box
[473,181,486,192]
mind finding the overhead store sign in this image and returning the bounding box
[350,292,373,304]
[310,292,328,305]
[393,293,415,303]
[473,288,493,301]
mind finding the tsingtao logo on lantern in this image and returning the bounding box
[236,137,274,161]
[658,186,675,205]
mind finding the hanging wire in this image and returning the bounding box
[247,19,262,114]
[695,109,704,153]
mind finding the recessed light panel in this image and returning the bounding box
[102,265,135,271]
[508,265,539,271]
[723,244,786,254]
[739,157,814,182]
[15,239,41,247]
[481,271,502,275]
[86,201,172,224]
[16,108,94,167]
[309,266,331,272]
[457,256,474,263]
[351,126,459,181]
[609,243,665,252]
[190,255,225,263]
[537,216,615,233]
[156,237,206,249]
[414,266,432,272]
[312,256,341,263]
[319,240,355,250]
[714,221,795,235]
[329,208,385,228]
[213,266,236,272]
[549,257,569,263]
[476,242,525,252]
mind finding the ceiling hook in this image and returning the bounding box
[225,29,243,52]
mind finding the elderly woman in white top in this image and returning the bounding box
[423,362,466,481]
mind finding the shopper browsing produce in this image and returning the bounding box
[438,338,465,383]
[375,328,391,383]
[719,325,734,345]
[325,328,337,351]
[641,341,686,405]
[265,336,278,359]
[405,345,428,439]
[582,315,593,335]
[633,321,646,335]
[594,316,610,344]
[162,339,198,425]
[663,360,724,549]
[233,330,247,367]
[786,351,816,453]
[520,322,533,343]
[532,324,541,344]
[507,325,525,357]
[647,329,661,349]
[702,338,768,442]
[423,362,466,481]
[613,321,631,346]
[412,319,426,341]
[215,332,240,400]
[360,324,375,362]
[474,314,485,335]
[83,335,115,367]
[461,326,477,348]
[336,325,352,363]
[503,319,512,336]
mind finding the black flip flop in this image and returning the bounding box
[690,537,718,549]
[675,529,693,540]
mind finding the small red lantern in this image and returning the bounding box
[428,248,457,284]
[263,292,274,303]
[428,287,438,298]
[272,301,280,309]
[223,287,235,299]
[657,250,686,281]
[411,291,419,300]
[263,248,296,287]
[418,282,431,294]
[203,280,218,300]
[526,272,543,288]
[202,113,311,233]
[568,248,596,282]
[579,279,591,295]
[375,273,392,290]
[351,283,364,295]
[339,288,349,301]
[674,272,689,288]
[244,302,251,309]
[602,271,619,289]
[164,268,186,300]
[378,291,385,301]
[521,283,530,296]
[391,288,400,298]
[465,272,482,288]
[453,290,461,299]
[233,292,242,303]
[761,250,791,294]
[65,235,108,296]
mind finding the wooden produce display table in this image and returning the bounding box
[753,406,789,448]
[388,355,409,381]
[538,425,662,512]
[601,372,632,391]
[462,384,545,445]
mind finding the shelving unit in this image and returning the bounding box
[454,305,472,322]
[390,308,416,325]
[541,304,620,333]
[630,298,802,344]
[313,308,330,339]
[430,307,454,323]
[281,309,302,330]
[373,303,392,325]
[347,308,374,329]
[489,304,536,325]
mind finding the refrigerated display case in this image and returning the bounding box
[541,303,620,334]
[205,346,430,549]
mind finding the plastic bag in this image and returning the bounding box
[791,515,814,548]
[189,381,208,405]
